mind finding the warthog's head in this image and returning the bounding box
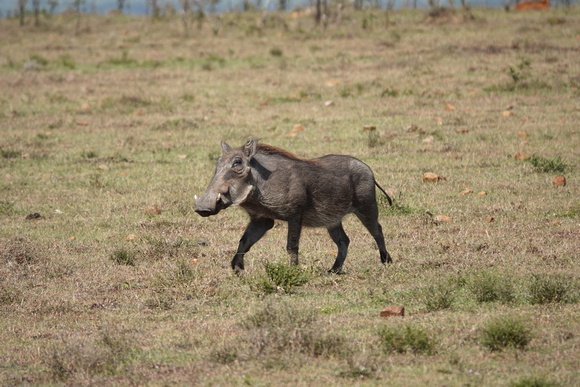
[195,139,257,217]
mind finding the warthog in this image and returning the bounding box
[195,139,393,273]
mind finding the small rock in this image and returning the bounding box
[363,125,376,131]
[445,103,456,111]
[422,135,434,143]
[514,151,530,161]
[292,124,304,133]
[125,233,140,242]
[518,130,529,138]
[553,175,566,187]
[433,117,443,125]
[456,129,469,134]
[460,189,474,195]
[405,124,419,133]
[434,215,452,224]
[76,121,90,126]
[423,172,446,183]
[68,236,76,241]
[325,80,338,87]
[25,213,42,220]
[144,206,161,215]
[380,305,404,318]
[324,100,335,107]
[177,154,187,159]
[550,220,561,226]
[502,110,513,117]
[98,164,110,171]
[485,216,495,223]
[477,191,487,196]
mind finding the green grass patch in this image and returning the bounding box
[262,261,311,293]
[480,316,533,351]
[110,248,137,266]
[528,274,577,304]
[527,154,568,173]
[378,323,436,355]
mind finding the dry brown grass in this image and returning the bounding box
[1,6,579,386]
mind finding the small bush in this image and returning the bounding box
[48,327,132,380]
[0,147,22,159]
[0,201,15,215]
[528,274,574,304]
[0,237,41,265]
[480,316,532,351]
[270,47,283,57]
[263,261,310,293]
[210,342,239,364]
[378,323,436,355]
[528,154,567,173]
[110,248,136,266]
[380,87,399,97]
[0,285,21,305]
[58,54,76,69]
[469,270,515,303]
[510,376,558,387]
[241,301,346,358]
[423,282,455,312]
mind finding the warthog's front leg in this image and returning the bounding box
[286,218,302,265]
[231,217,274,272]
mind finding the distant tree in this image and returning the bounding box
[18,0,28,26]
[149,0,161,18]
[315,0,327,26]
[47,0,58,14]
[72,0,84,34]
[32,0,40,25]
[117,0,125,12]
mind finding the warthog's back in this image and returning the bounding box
[244,147,377,228]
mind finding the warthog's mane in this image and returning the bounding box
[256,143,311,162]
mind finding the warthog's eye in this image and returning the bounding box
[232,157,242,168]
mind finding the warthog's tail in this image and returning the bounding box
[374,180,393,206]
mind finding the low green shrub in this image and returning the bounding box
[110,248,136,266]
[510,376,559,387]
[528,274,575,304]
[263,261,310,293]
[480,316,533,351]
[527,154,567,173]
[469,270,515,303]
[378,323,436,355]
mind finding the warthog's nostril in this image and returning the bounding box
[195,208,213,217]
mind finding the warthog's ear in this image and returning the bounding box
[221,141,232,154]
[243,138,258,159]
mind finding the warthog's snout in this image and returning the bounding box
[194,192,223,217]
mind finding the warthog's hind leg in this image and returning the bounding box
[327,223,350,273]
[355,211,392,265]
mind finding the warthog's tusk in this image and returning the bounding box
[194,194,198,203]
[217,192,221,202]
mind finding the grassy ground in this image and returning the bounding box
[1,6,579,386]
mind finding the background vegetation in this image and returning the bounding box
[1,5,579,385]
